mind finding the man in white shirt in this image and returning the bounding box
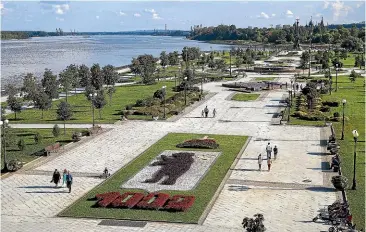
[266,142,272,159]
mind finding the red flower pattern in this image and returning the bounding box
[165,195,195,211]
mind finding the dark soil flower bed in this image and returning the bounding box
[136,193,170,210]
[176,139,219,149]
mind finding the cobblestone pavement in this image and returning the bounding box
[1,72,336,232]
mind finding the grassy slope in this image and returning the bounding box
[59,133,247,223]
[231,93,260,101]
[7,81,178,124]
[1,128,84,169]
[289,75,365,228]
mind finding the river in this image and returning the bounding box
[1,35,231,84]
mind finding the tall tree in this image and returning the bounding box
[34,89,52,119]
[91,64,104,90]
[78,64,92,87]
[56,101,73,135]
[42,69,59,99]
[168,51,179,65]
[66,64,79,94]
[130,58,140,76]
[102,65,118,87]
[22,73,38,102]
[107,86,116,105]
[59,68,73,102]
[132,55,157,84]
[160,51,169,70]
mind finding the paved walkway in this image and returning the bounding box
[1,64,337,231]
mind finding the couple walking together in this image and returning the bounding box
[202,106,216,118]
[258,143,278,171]
[51,169,73,193]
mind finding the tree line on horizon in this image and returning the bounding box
[188,19,365,51]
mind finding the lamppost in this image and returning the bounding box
[178,67,181,85]
[162,85,166,119]
[288,89,291,122]
[89,93,97,127]
[341,99,346,140]
[0,119,9,172]
[351,129,359,190]
[184,77,187,106]
[335,63,339,92]
[200,71,204,101]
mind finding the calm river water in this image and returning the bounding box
[1,35,231,83]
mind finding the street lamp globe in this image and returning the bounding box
[89,93,92,97]
[0,121,2,126]
[4,119,9,124]
[94,93,97,97]
[342,99,347,104]
[162,85,166,89]
[184,77,187,80]
[352,129,359,139]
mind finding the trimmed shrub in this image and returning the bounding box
[331,175,348,191]
[176,139,219,149]
[34,132,43,144]
[7,159,23,172]
[323,101,339,107]
[135,99,147,107]
[333,112,340,117]
[18,139,25,151]
[125,104,133,110]
[72,132,81,142]
[320,106,331,112]
[52,124,60,137]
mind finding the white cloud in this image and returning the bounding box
[96,15,100,19]
[257,12,269,19]
[286,10,294,18]
[56,17,64,22]
[119,11,126,16]
[315,13,322,18]
[52,4,70,15]
[0,3,3,10]
[331,0,352,21]
[144,9,156,13]
[134,13,141,17]
[356,2,364,8]
[152,13,162,20]
[271,13,276,17]
[120,21,124,25]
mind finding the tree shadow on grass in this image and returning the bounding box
[17,133,37,137]
[307,152,326,156]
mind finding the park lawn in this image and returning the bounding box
[7,81,178,124]
[231,93,260,101]
[288,76,365,228]
[255,77,276,81]
[59,133,247,223]
[1,128,85,170]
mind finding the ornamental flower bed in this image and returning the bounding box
[94,191,195,212]
[136,193,170,210]
[176,139,219,149]
[165,195,195,212]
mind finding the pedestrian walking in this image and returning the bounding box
[285,82,288,88]
[266,142,272,159]
[300,84,303,90]
[204,106,209,118]
[201,109,204,117]
[213,108,216,118]
[273,146,278,160]
[267,158,272,171]
[280,83,282,89]
[62,169,67,187]
[258,154,263,171]
[296,84,299,91]
[50,169,61,187]
[66,171,73,193]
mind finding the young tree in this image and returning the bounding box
[91,64,104,90]
[42,69,59,99]
[84,84,96,99]
[59,68,73,102]
[22,73,38,102]
[34,89,52,119]
[52,124,61,137]
[7,96,22,120]
[107,86,116,105]
[340,50,348,60]
[160,51,169,70]
[78,64,92,87]
[34,132,43,144]
[168,51,179,65]
[66,64,79,94]
[93,90,107,119]
[56,101,73,135]
[130,58,140,76]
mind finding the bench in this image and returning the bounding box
[45,142,61,156]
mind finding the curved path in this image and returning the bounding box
[1,73,338,231]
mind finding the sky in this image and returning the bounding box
[1,1,365,32]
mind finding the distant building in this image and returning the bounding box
[283,25,291,29]
[248,26,253,29]
[276,24,282,29]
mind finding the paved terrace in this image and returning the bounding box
[1,74,337,232]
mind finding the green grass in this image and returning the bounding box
[1,128,84,169]
[255,77,276,81]
[59,133,247,223]
[231,93,260,101]
[7,81,178,124]
[288,76,365,228]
